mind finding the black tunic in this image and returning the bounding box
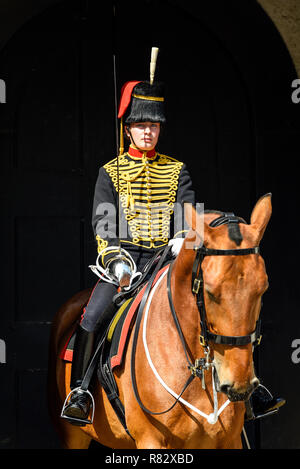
[92,147,195,270]
[81,147,195,332]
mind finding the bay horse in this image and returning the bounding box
[48,193,272,449]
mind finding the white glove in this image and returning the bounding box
[168,238,185,257]
[108,258,132,288]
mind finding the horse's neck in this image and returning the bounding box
[170,245,203,358]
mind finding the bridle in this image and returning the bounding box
[130,212,263,419]
[191,212,262,349]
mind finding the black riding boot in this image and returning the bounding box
[61,325,94,425]
[246,384,286,420]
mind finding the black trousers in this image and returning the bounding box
[80,281,118,333]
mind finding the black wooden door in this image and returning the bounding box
[0,0,299,449]
[0,0,115,448]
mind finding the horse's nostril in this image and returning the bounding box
[251,377,260,391]
[220,380,259,401]
[220,383,232,395]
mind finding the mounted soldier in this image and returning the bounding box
[61,48,285,427]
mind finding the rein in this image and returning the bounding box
[131,245,196,416]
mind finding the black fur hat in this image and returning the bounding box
[124,81,166,124]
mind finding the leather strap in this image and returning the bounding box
[113,247,167,306]
[209,212,247,228]
[197,246,260,256]
[192,244,262,347]
[206,320,261,346]
[167,262,193,368]
[130,245,196,415]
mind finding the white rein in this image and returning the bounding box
[142,267,231,425]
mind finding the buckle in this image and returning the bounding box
[199,335,207,347]
[192,278,202,294]
[189,358,206,377]
[255,335,262,346]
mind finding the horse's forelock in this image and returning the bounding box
[204,210,243,246]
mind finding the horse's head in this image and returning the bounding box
[183,194,272,402]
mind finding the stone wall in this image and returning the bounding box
[258,0,300,77]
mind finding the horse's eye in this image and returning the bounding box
[206,290,217,302]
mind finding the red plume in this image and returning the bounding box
[117,80,141,118]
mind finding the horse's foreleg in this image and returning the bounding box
[136,442,168,449]
[135,437,168,450]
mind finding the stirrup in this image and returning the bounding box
[245,387,285,421]
[245,401,279,421]
[60,387,95,426]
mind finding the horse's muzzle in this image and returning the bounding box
[220,378,259,402]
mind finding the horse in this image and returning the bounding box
[47,193,272,449]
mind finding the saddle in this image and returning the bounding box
[61,247,172,435]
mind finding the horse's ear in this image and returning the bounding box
[250,193,272,243]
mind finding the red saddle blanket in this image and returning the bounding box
[60,264,169,370]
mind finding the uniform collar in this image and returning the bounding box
[128,144,156,160]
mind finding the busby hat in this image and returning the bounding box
[117,47,164,155]
[117,81,166,155]
[123,81,166,124]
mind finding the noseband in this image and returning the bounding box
[191,212,262,348]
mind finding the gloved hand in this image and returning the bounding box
[168,238,185,257]
[108,258,133,288]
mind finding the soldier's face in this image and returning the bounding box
[127,122,160,151]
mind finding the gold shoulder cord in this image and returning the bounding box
[103,153,183,249]
[96,235,108,254]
